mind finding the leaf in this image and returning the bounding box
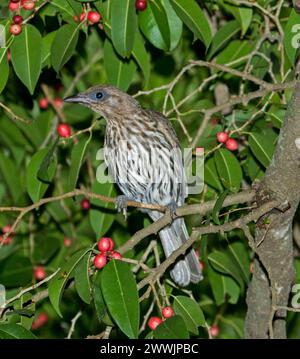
[51,0,74,17]
[89,180,117,238]
[0,256,32,287]
[171,0,212,47]
[0,324,36,339]
[74,252,92,304]
[139,0,171,51]
[204,157,223,191]
[154,315,189,339]
[41,31,57,67]
[132,31,151,86]
[33,235,60,264]
[101,261,139,339]
[0,48,9,94]
[111,0,137,58]
[208,250,245,291]
[216,40,253,66]
[212,189,229,225]
[68,133,92,191]
[173,296,206,335]
[222,2,252,36]
[93,271,106,321]
[248,132,275,168]
[51,24,79,73]
[162,0,183,51]
[37,138,59,183]
[284,10,300,65]
[10,24,42,94]
[104,39,137,91]
[26,148,57,203]
[214,149,242,192]
[208,20,240,59]
[228,242,250,283]
[48,247,92,317]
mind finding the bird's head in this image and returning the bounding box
[64,85,140,120]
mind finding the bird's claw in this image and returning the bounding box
[115,195,129,219]
[167,201,178,220]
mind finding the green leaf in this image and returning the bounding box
[132,31,151,86]
[204,158,223,191]
[48,247,92,317]
[139,0,170,51]
[221,2,252,36]
[41,31,57,68]
[228,242,250,283]
[101,260,139,339]
[216,40,253,66]
[51,0,74,17]
[284,10,300,65]
[0,48,9,94]
[93,271,106,322]
[51,24,79,73]
[208,250,245,291]
[33,235,60,264]
[162,0,183,51]
[104,39,137,91]
[111,0,137,58]
[26,148,57,203]
[11,24,42,94]
[171,0,212,47]
[212,189,229,225]
[0,324,36,339]
[75,251,92,304]
[154,315,189,339]
[248,132,275,168]
[208,20,240,59]
[68,133,92,191]
[214,149,242,192]
[37,139,59,183]
[173,296,206,335]
[0,256,32,287]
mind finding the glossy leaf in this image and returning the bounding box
[0,324,36,339]
[221,2,252,36]
[132,31,151,85]
[51,24,79,72]
[101,260,139,339]
[171,0,212,47]
[111,0,137,58]
[154,315,189,339]
[162,0,183,51]
[0,256,32,287]
[75,251,92,304]
[93,271,106,322]
[248,132,276,168]
[204,157,223,191]
[11,24,42,94]
[173,296,206,334]
[214,149,242,192]
[0,48,9,94]
[48,247,92,317]
[284,10,300,65]
[212,190,229,225]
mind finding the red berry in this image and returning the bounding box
[162,306,174,319]
[13,15,23,24]
[22,0,35,11]
[34,266,46,281]
[97,237,112,252]
[53,97,63,108]
[216,132,229,143]
[64,237,72,247]
[80,12,86,22]
[39,97,49,109]
[210,324,219,337]
[81,198,90,210]
[135,0,147,11]
[73,15,79,22]
[225,138,238,151]
[93,253,107,269]
[0,236,12,245]
[108,238,115,251]
[7,50,11,62]
[111,251,122,260]
[9,2,19,11]
[32,313,49,330]
[87,11,101,24]
[2,225,14,235]
[148,316,162,330]
[57,123,71,138]
[10,24,22,35]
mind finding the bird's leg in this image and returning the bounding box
[115,195,131,220]
[166,200,178,220]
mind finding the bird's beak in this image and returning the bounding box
[63,94,90,105]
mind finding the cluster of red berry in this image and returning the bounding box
[74,11,101,25]
[93,237,122,269]
[135,0,147,11]
[0,224,14,245]
[9,0,36,35]
[216,132,238,151]
[148,306,175,330]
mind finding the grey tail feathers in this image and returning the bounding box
[149,214,203,286]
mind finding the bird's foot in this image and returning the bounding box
[115,195,130,220]
[166,201,178,220]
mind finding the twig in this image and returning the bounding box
[66,310,82,339]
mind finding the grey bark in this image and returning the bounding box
[245,80,300,338]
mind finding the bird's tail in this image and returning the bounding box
[149,214,203,286]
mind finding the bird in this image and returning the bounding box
[64,85,203,286]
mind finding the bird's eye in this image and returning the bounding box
[95,92,103,100]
